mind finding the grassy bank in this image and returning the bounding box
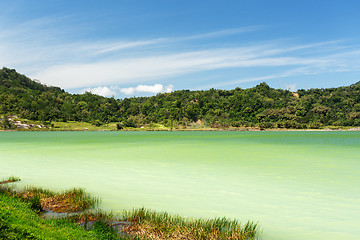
[0,177,119,239]
[0,177,261,239]
[0,191,121,239]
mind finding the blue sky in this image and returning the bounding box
[1,0,360,98]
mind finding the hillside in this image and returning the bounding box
[1,67,360,129]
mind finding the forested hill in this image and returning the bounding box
[1,67,360,129]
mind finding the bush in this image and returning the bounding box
[116,122,123,130]
[92,120,103,127]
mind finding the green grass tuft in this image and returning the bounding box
[0,193,98,239]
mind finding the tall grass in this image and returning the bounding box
[0,176,21,198]
[0,176,21,184]
[23,187,100,213]
[122,207,261,240]
[24,186,55,196]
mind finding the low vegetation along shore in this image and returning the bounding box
[0,176,261,240]
[2,115,360,132]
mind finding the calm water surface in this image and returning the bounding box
[1,131,359,240]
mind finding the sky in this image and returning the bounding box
[1,0,360,98]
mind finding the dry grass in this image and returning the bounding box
[20,187,100,213]
[0,176,21,184]
[122,208,261,240]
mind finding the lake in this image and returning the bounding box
[1,131,359,240]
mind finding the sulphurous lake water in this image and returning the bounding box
[1,131,359,240]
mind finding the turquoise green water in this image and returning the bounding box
[1,131,359,240]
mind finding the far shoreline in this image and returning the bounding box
[2,116,360,132]
[1,126,360,132]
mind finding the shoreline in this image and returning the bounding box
[2,117,359,132]
[1,127,360,132]
[1,178,260,240]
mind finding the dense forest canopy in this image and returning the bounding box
[1,67,360,129]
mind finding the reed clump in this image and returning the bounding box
[0,176,21,184]
[21,187,100,213]
[0,184,99,213]
[122,207,260,240]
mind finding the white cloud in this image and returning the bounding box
[82,86,116,97]
[118,84,174,95]
[79,84,174,97]
[285,83,297,92]
[164,84,174,93]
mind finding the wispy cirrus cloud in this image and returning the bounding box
[1,15,360,96]
[92,40,164,55]
[173,26,263,41]
[31,43,340,89]
[0,17,262,74]
[88,26,262,56]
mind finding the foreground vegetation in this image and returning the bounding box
[0,177,261,239]
[0,194,118,239]
[1,67,359,130]
[0,178,116,239]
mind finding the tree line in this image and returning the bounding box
[1,67,360,129]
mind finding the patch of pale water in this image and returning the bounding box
[1,131,359,240]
